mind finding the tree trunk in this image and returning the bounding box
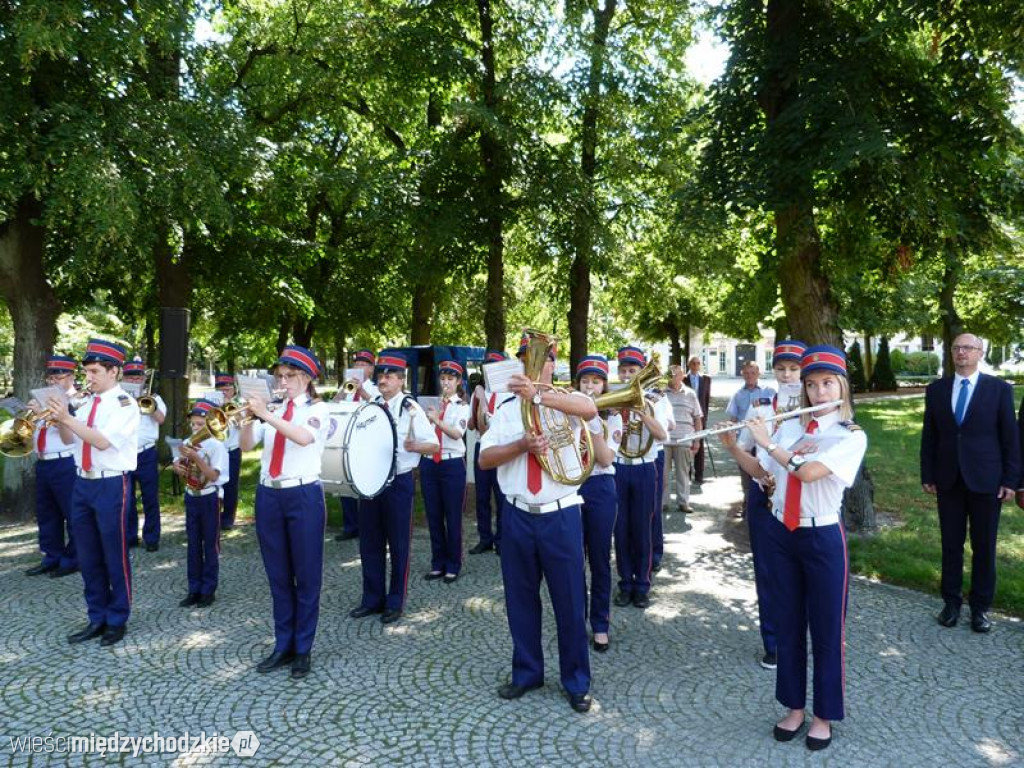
[476,0,507,353]
[683,321,692,363]
[842,465,876,532]
[0,197,59,519]
[292,318,315,348]
[411,281,437,345]
[566,0,617,373]
[776,205,841,345]
[668,321,683,367]
[863,334,874,381]
[937,246,964,378]
[275,317,289,357]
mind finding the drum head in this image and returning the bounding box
[337,402,396,497]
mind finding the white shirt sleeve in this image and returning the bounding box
[813,429,868,488]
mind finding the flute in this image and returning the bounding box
[680,399,845,444]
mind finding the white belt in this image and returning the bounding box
[77,469,130,480]
[511,494,582,515]
[137,443,156,453]
[39,451,73,461]
[772,510,840,528]
[260,475,320,490]
[616,456,656,465]
[185,486,218,497]
[430,452,464,461]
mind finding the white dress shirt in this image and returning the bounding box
[33,384,77,457]
[176,437,230,489]
[951,370,980,418]
[590,411,624,476]
[378,391,437,474]
[251,396,329,483]
[73,386,140,472]
[431,395,470,458]
[137,394,167,448]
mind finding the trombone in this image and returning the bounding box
[138,369,157,414]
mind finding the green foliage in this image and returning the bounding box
[870,336,899,391]
[846,340,867,393]
[903,351,940,376]
[889,348,906,374]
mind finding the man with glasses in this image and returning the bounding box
[921,333,1020,633]
[25,355,80,578]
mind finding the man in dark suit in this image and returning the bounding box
[686,356,712,486]
[921,333,1020,633]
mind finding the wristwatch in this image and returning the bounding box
[764,442,778,454]
[531,392,543,406]
[787,454,807,472]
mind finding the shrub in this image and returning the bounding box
[904,351,940,376]
[889,348,906,374]
[847,341,868,393]
[870,337,898,391]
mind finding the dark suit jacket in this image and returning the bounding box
[920,373,1020,494]
[688,373,711,418]
[1018,395,1024,489]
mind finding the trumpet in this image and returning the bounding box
[222,390,287,427]
[0,391,93,458]
[137,369,158,414]
[684,399,845,444]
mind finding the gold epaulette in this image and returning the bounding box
[839,420,862,432]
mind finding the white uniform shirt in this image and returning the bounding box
[378,391,436,474]
[481,393,588,505]
[471,389,516,432]
[33,385,77,456]
[759,410,867,520]
[589,411,624,476]
[251,396,329,483]
[137,394,167,448]
[431,395,470,457]
[221,400,241,451]
[73,386,140,472]
[652,394,675,453]
[176,436,230,489]
[616,398,672,461]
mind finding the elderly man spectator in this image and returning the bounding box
[664,366,703,514]
[725,361,776,507]
[686,356,712,486]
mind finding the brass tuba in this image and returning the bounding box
[614,353,664,459]
[519,329,594,486]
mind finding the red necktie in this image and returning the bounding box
[268,399,295,478]
[433,400,448,463]
[527,404,543,494]
[37,424,46,454]
[488,393,496,413]
[782,419,818,531]
[82,396,101,471]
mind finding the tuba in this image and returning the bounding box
[615,353,664,459]
[519,329,593,486]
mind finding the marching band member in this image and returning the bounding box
[467,350,514,555]
[122,358,166,551]
[720,345,866,752]
[25,354,79,578]
[479,342,598,713]
[333,349,379,542]
[739,340,806,670]
[576,355,622,653]
[613,346,669,608]
[650,376,676,573]
[214,372,242,530]
[172,399,229,608]
[240,345,329,680]
[350,352,437,625]
[421,360,470,583]
[50,339,139,648]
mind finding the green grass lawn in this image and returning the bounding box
[850,390,1024,617]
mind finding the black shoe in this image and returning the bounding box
[26,562,58,576]
[443,574,458,584]
[50,565,79,578]
[349,605,383,619]
[179,593,200,607]
[145,542,159,552]
[68,622,105,644]
[196,593,216,607]
[335,531,358,541]
[256,649,295,673]
[971,611,993,633]
[469,542,493,555]
[567,691,592,713]
[760,652,777,670]
[497,681,542,700]
[614,591,633,607]
[937,602,960,627]
[632,592,650,609]
[806,729,832,751]
[423,571,445,581]
[291,653,311,679]
[128,540,140,549]
[773,722,806,742]
[494,543,501,556]
[592,638,609,653]
[221,524,234,531]
[381,609,402,625]
[652,561,662,573]
[99,625,126,647]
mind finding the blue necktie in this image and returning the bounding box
[954,379,969,425]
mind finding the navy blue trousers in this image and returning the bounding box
[500,499,590,695]
[420,456,466,576]
[340,496,359,536]
[220,448,242,528]
[34,456,77,569]
[254,483,327,655]
[129,446,160,546]
[746,480,777,655]
[186,493,220,596]
[358,471,415,612]
[473,443,504,548]
[614,462,656,595]
[71,474,133,627]
[652,451,666,567]
[937,477,1001,612]
[580,474,617,634]
[763,514,849,720]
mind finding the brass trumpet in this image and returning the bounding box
[222,390,287,427]
[0,391,92,458]
[138,369,157,414]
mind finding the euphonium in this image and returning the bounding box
[519,329,593,486]
[615,352,663,459]
[179,408,229,490]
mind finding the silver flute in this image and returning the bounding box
[678,399,845,444]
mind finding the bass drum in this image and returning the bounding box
[320,401,397,498]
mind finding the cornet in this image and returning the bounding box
[222,390,287,427]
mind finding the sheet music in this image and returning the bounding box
[417,396,440,414]
[482,359,525,393]
[120,381,143,398]
[202,390,225,406]
[30,386,67,410]
[344,367,366,383]
[165,436,185,461]
[237,374,273,401]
